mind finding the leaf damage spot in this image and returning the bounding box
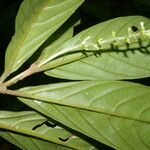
[59,137,69,142]
[131,26,138,32]
[44,121,56,128]
[32,122,44,130]
[32,121,56,130]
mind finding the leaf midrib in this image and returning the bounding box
[19,93,150,125]
[8,0,72,73]
[9,1,47,72]
[18,81,150,124]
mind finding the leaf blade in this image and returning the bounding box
[4,0,84,76]
[44,16,150,80]
[0,132,70,150]
[18,81,150,150]
[36,14,80,66]
[0,111,95,150]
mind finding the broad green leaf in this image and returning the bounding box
[18,81,150,150]
[28,14,79,65]
[0,132,71,150]
[36,14,80,67]
[0,111,96,150]
[4,0,84,76]
[44,16,150,80]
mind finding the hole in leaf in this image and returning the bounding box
[32,121,56,130]
[59,137,69,142]
[131,26,138,32]
[32,122,45,130]
[44,121,56,128]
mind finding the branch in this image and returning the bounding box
[37,22,150,67]
[0,71,10,83]
[3,63,39,88]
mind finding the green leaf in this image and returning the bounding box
[0,132,71,150]
[44,16,150,80]
[4,0,84,76]
[18,81,150,150]
[36,14,80,68]
[28,14,79,65]
[0,111,95,150]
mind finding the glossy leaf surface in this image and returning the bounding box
[18,81,150,150]
[45,16,150,80]
[37,15,80,68]
[4,0,84,75]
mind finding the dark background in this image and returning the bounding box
[0,0,150,149]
